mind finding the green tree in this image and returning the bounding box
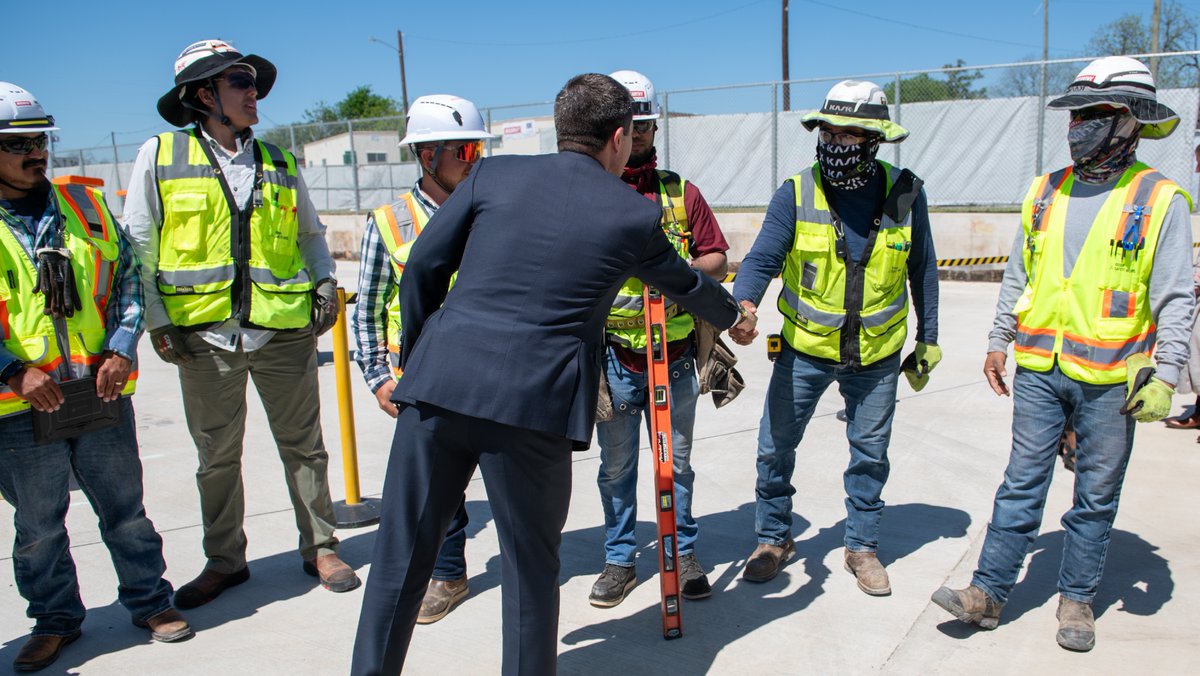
[882,60,987,103]
[303,85,403,123]
[1086,0,1199,88]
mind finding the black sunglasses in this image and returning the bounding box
[217,71,258,91]
[0,134,49,155]
[632,120,655,134]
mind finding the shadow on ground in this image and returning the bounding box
[935,528,1172,638]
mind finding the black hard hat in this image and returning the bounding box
[156,39,277,128]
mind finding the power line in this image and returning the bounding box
[405,0,771,47]
[796,0,1044,50]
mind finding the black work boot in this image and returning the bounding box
[589,564,636,608]
[678,554,712,600]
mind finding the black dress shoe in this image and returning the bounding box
[174,567,250,609]
[14,630,81,672]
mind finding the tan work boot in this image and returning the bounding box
[742,540,795,582]
[303,553,361,593]
[134,608,193,642]
[417,577,469,624]
[844,549,891,596]
[930,584,1003,630]
[1055,596,1096,652]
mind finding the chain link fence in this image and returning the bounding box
[51,52,1199,215]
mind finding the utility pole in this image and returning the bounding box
[781,0,790,111]
[397,29,410,114]
[1036,0,1048,175]
[1149,0,1161,81]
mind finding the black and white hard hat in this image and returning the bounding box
[156,39,277,128]
[1047,56,1179,139]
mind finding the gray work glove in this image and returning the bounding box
[149,325,192,365]
[311,279,339,337]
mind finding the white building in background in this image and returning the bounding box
[488,116,556,156]
[302,130,402,167]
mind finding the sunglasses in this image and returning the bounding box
[447,140,484,163]
[0,134,49,156]
[1070,108,1120,122]
[818,129,869,146]
[632,120,655,134]
[217,71,258,91]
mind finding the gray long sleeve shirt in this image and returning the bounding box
[988,171,1194,386]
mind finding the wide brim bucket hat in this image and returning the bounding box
[801,80,909,143]
[1047,55,1179,139]
[157,39,277,128]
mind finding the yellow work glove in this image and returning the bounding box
[900,343,942,392]
[1120,354,1174,422]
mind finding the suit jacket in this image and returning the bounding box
[396,150,740,444]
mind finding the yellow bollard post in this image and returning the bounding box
[331,287,381,528]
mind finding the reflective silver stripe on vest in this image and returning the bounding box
[249,266,311,286]
[1107,290,1132,317]
[158,264,237,286]
[259,141,298,190]
[62,184,104,236]
[155,131,214,180]
[1015,329,1056,352]
[779,285,844,327]
[860,287,909,329]
[1061,331,1156,368]
[262,168,297,190]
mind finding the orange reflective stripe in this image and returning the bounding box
[0,300,8,341]
[82,188,111,241]
[380,205,405,247]
[1031,169,1070,233]
[400,193,424,238]
[1109,168,1154,241]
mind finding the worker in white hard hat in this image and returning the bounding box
[0,83,192,672]
[588,70,731,607]
[730,80,940,594]
[122,39,358,609]
[352,93,494,623]
[932,55,1194,653]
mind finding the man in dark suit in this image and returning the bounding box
[351,73,757,676]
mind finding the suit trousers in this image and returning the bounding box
[352,401,572,676]
[178,329,339,573]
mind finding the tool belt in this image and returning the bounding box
[605,303,682,331]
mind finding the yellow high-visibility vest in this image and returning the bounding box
[778,161,912,365]
[372,192,430,378]
[606,171,696,350]
[1014,163,1189,384]
[0,184,136,418]
[154,129,312,329]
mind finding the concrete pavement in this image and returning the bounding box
[1,269,1198,675]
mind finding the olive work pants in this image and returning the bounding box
[178,329,339,573]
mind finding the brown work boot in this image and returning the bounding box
[931,584,1003,630]
[174,567,250,609]
[13,630,80,672]
[417,577,470,624]
[742,539,795,582]
[1055,596,1096,652]
[134,608,193,643]
[303,553,361,593]
[844,549,891,596]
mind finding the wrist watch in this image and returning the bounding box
[0,360,25,385]
[736,303,752,324]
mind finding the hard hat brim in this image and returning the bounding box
[399,129,496,146]
[1047,93,1180,139]
[800,111,909,143]
[156,54,277,128]
[0,119,59,134]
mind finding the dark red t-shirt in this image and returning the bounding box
[611,158,729,372]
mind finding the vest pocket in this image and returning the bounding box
[794,231,829,293]
[164,192,208,255]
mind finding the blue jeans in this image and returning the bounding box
[755,348,900,552]
[0,398,174,636]
[596,345,699,566]
[972,365,1134,605]
[432,497,469,581]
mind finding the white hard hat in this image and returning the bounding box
[609,70,660,120]
[400,95,494,145]
[1048,56,1179,139]
[802,80,908,143]
[0,83,58,134]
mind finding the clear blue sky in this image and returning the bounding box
[9,0,1176,150]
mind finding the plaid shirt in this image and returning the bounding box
[0,190,144,371]
[353,181,437,392]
